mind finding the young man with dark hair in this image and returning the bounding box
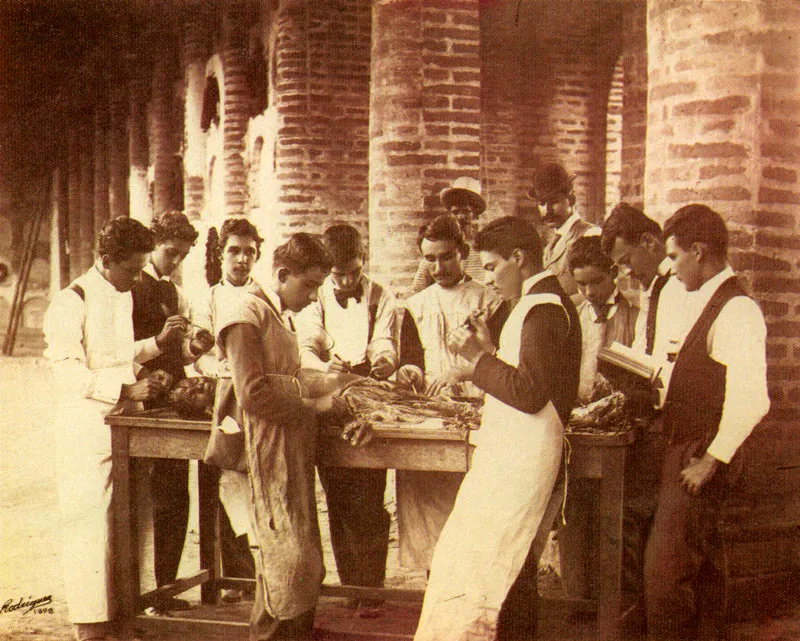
[414,215,581,641]
[219,232,371,641]
[131,211,214,611]
[296,224,395,616]
[397,214,508,576]
[44,217,163,641]
[601,202,687,357]
[644,204,769,640]
[556,236,640,608]
[529,162,600,299]
[568,235,639,404]
[410,176,488,294]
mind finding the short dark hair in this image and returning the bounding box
[273,232,333,274]
[474,216,542,270]
[417,214,470,259]
[151,211,200,245]
[322,224,364,266]
[600,203,662,255]
[663,204,728,258]
[96,216,155,263]
[568,236,615,274]
[219,217,264,259]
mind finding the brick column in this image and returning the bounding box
[108,84,130,219]
[222,2,251,217]
[646,0,800,423]
[151,38,184,216]
[94,96,111,229]
[271,0,372,244]
[620,1,647,208]
[183,8,210,222]
[369,0,481,294]
[129,75,151,225]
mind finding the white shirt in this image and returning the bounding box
[669,266,770,463]
[296,275,397,372]
[44,264,156,404]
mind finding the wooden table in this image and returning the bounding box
[107,409,632,639]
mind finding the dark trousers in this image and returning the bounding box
[151,458,190,587]
[643,439,733,641]
[620,428,666,632]
[317,465,390,587]
[250,575,315,641]
[497,537,539,641]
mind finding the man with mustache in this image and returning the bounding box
[530,162,600,300]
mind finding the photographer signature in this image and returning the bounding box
[0,594,54,615]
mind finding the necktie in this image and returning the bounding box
[645,273,670,355]
[334,283,364,309]
[594,304,611,324]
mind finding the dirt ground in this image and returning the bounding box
[2,356,800,641]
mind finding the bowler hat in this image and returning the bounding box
[528,163,574,202]
[440,176,487,215]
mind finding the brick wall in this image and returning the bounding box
[606,58,623,214]
[271,0,372,244]
[369,0,481,294]
[480,2,623,227]
[222,2,252,218]
[646,0,800,427]
[93,95,110,230]
[620,0,647,208]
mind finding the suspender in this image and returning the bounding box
[69,283,86,301]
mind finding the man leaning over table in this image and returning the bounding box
[414,216,581,641]
[43,217,163,641]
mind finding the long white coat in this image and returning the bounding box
[43,266,154,623]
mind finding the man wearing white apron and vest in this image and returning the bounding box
[414,216,582,641]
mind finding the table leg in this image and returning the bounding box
[198,462,219,604]
[596,447,626,640]
[111,426,139,630]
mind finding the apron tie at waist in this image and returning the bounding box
[560,434,573,526]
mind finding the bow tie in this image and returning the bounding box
[334,284,363,309]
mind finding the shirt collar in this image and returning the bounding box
[90,262,127,297]
[644,257,675,295]
[554,212,582,237]
[265,286,296,329]
[143,262,171,282]
[587,288,621,322]
[220,275,254,288]
[522,270,553,295]
[657,256,674,277]
[695,265,735,307]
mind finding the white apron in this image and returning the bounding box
[414,293,566,641]
[44,270,141,624]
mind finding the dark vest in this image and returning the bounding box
[662,276,746,445]
[131,271,186,382]
[645,272,670,355]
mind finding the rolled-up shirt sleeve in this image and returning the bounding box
[705,297,770,464]
[43,290,127,404]
[366,288,398,369]
[472,304,569,414]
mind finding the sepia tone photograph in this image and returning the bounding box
[1,1,799,640]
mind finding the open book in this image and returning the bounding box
[597,341,661,384]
